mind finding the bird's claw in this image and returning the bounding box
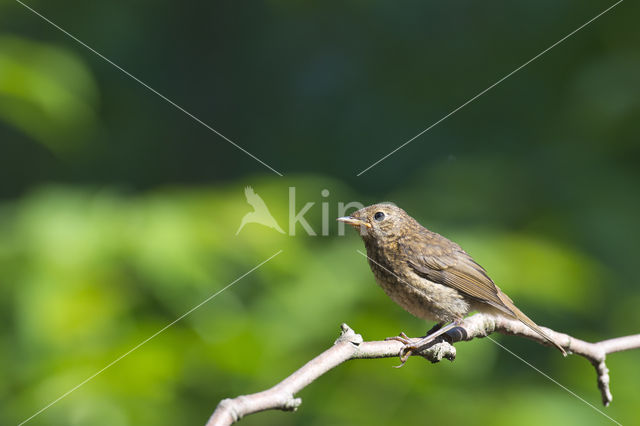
[386,332,418,367]
[385,332,412,345]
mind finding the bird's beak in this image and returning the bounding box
[337,216,371,228]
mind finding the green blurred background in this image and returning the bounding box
[2,1,639,425]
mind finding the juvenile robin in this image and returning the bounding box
[338,203,567,364]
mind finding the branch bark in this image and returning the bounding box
[206,313,640,426]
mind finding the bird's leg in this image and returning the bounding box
[425,322,444,336]
[386,321,460,367]
[384,322,443,346]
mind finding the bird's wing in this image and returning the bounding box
[244,186,269,211]
[400,236,514,317]
[401,232,567,355]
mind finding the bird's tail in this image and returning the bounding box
[497,291,567,356]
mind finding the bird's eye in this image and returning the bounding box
[374,211,385,221]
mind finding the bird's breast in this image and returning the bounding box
[365,245,470,323]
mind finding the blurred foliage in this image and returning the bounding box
[1,178,638,426]
[0,35,98,154]
[1,1,640,425]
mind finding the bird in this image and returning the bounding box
[236,186,285,235]
[338,203,567,364]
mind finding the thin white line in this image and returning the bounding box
[356,249,433,299]
[14,0,283,177]
[356,250,402,281]
[486,336,622,425]
[357,249,621,424]
[356,0,623,176]
[18,250,283,426]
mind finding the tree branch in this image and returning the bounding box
[206,313,640,426]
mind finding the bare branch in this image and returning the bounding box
[206,313,640,426]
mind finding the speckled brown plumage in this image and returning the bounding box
[339,203,566,356]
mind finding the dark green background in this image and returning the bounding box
[1,1,638,425]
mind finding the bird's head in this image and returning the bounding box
[337,203,413,241]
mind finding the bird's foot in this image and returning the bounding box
[385,322,459,367]
[385,332,412,345]
[385,332,421,368]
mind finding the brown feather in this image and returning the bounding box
[341,203,567,356]
[402,238,567,355]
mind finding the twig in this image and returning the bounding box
[206,313,640,426]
